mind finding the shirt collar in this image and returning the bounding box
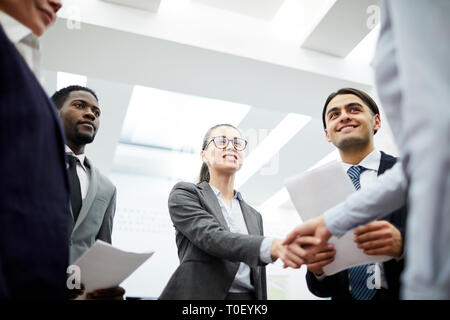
[209,184,243,201]
[340,149,381,172]
[65,145,88,171]
[0,12,32,44]
[0,13,41,79]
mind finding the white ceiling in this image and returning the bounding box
[302,0,379,57]
[192,0,286,20]
[40,0,397,211]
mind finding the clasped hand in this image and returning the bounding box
[275,216,403,273]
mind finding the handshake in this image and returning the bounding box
[270,216,403,275]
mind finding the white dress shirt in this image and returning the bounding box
[0,12,41,78]
[339,149,388,290]
[210,185,274,293]
[65,146,90,200]
[339,149,380,191]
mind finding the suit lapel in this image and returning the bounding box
[377,151,397,176]
[198,182,260,235]
[198,182,230,231]
[73,158,98,233]
[239,200,260,235]
[377,151,398,224]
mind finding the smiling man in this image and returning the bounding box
[51,85,124,300]
[303,88,408,300]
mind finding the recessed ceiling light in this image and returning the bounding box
[345,25,380,65]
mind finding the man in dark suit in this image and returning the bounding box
[51,85,124,300]
[305,88,407,300]
[0,0,72,299]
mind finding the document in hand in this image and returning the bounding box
[72,240,154,293]
[285,160,390,275]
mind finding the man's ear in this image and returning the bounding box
[373,114,381,134]
[325,129,331,142]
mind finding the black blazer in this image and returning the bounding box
[305,151,407,300]
[160,181,267,300]
[0,25,71,299]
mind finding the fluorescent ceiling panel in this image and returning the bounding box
[345,25,380,65]
[56,72,87,90]
[101,0,161,12]
[270,0,337,43]
[193,0,285,20]
[121,86,251,153]
[235,113,311,189]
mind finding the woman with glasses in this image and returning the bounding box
[159,124,316,300]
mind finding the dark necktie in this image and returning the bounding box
[67,154,82,223]
[347,165,376,300]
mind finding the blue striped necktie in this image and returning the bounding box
[347,165,376,300]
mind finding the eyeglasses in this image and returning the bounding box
[203,136,248,151]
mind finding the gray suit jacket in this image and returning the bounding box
[159,181,268,300]
[69,157,117,264]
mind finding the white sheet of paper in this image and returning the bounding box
[72,240,154,294]
[323,233,390,275]
[285,160,390,275]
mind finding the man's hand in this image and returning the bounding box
[86,286,126,300]
[271,237,321,269]
[280,216,332,269]
[354,220,403,257]
[306,243,336,276]
[283,216,332,250]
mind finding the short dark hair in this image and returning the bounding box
[51,85,98,110]
[322,87,380,133]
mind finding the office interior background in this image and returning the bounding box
[40,0,398,299]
